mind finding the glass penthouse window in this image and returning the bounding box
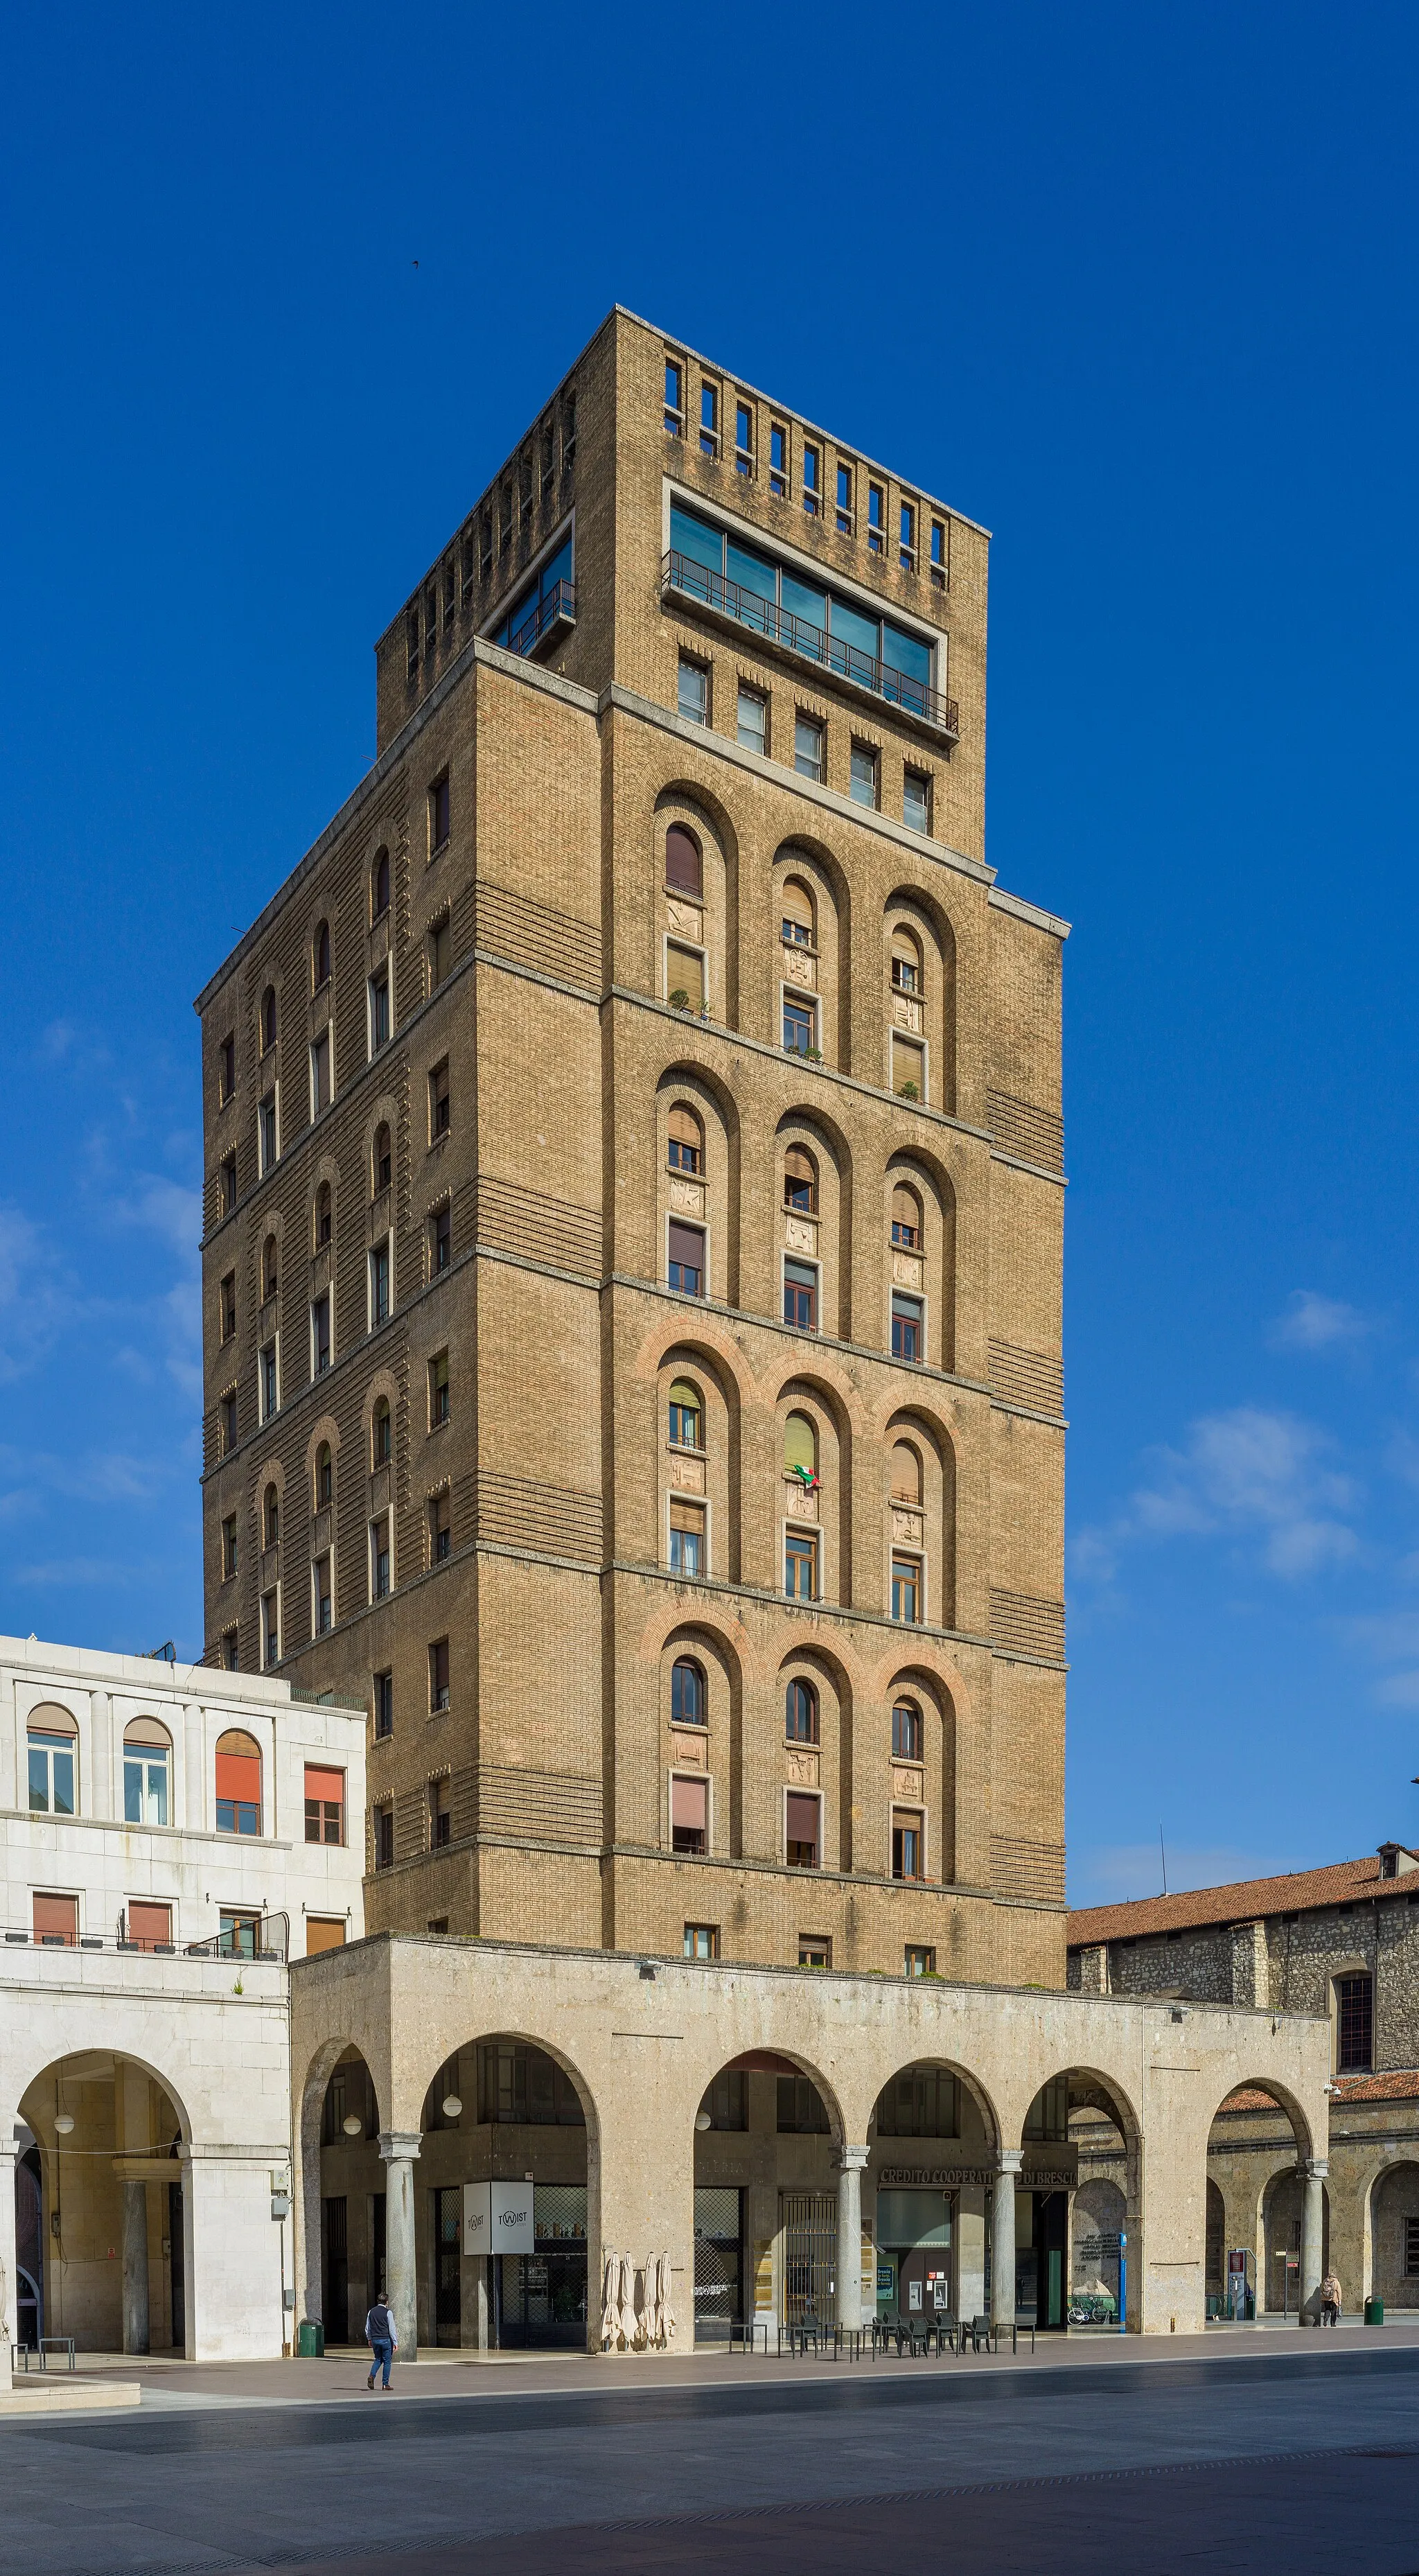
[666,503,936,723]
[491,534,574,659]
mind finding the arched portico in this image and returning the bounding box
[13,2049,189,2358]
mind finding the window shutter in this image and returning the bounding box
[892,1184,919,1229]
[669,1500,704,1535]
[784,1412,817,1475]
[127,1901,172,1947]
[124,1717,170,1749]
[786,1793,820,1846]
[785,1146,814,1186]
[304,1767,344,1805]
[782,881,813,934]
[215,1749,262,1803]
[306,1918,346,1956]
[668,1107,700,1148]
[667,943,705,1009]
[668,1221,705,1270]
[664,827,703,895]
[671,1776,708,1832]
[890,1442,921,1502]
[33,1893,78,1943]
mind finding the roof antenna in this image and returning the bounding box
[1159,1823,1167,1897]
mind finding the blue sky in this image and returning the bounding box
[2,2,1416,1902]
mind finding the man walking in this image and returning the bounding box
[1319,2270,1342,2329]
[365,2293,398,2390]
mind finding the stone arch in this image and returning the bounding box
[17,2049,193,2357]
[775,1370,853,1610]
[772,836,852,1069]
[886,1146,956,1372]
[777,1101,855,1340]
[659,1617,743,1853]
[655,1061,741,1308]
[884,1659,955,1884]
[1007,2066,1140,2333]
[775,1638,856,1874]
[656,1340,741,1585]
[883,880,958,1112]
[1368,2157,1419,2310]
[653,781,739,1027]
[884,1401,955,1629]
[298,2035,387,2333]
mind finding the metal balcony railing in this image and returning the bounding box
[661,552,959,740]
[506,577,576,660]
[1,1911,290,1963]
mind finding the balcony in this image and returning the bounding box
[661,552,959,744]
[505,577,576,660]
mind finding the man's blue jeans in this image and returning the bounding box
[369,2337,394,2387]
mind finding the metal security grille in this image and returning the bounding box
[779,2193,837,2326]
[1337,1974,1373,2071]
[694,2187,743,2342]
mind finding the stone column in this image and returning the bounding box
[991,2150,1022,2333]
[379,2131,421,2360]
[1301,2158,1328,2325]
[0,2139,17,2350]
[122,2182,150,2354]
[834,2146,870,2335]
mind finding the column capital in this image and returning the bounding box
[378,2130,423,2163]
[835,2143,871,2173]
[1303,2157,1329,2182]
[998,2148,1024,2177]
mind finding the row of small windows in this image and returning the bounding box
[675,671,935,832]
[404,391,576,683]
[24,1706,342,1846]
[663,357,949,587]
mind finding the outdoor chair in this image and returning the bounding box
[936,2311,960,2354]
[967,2313,991,2352]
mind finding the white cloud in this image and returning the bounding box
[1072,1405,1359,1589]
[1268,1289,1371,1353]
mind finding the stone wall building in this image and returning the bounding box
[1069,1845,1419,2317]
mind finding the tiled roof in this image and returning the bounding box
[1330,2069,1419,2103]
[1068,1850,1419,1947]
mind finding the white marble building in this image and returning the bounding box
[1,1636,365,2360]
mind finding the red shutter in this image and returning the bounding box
[215,1751,261,1802]
[33,1893,78,1945]
[671,1776,708,1832]
[304,1767,344,1805]
[786,1794,820,1847]
[127,1901,172,1949]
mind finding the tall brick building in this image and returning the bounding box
[196,307,1069,1990]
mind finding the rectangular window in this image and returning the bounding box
[737,686,766,755]
[479,510,493,580]
[794,714,825,782]
[443,559,456,629]
[220,1627,238,1669]
[892,1701,923,1759]
[786,1791,820,1869]
[369,972,390,1055]
[734,400,753,475]
[684,1922,719,1960]
[783,1259,818,1332]
[784,1528,818,1600]
[369,1243,390,1329]
[424,582,437,659]
[850,742,879,808]
[430,1636,450,1711]
[222,1513,238,1579]
[427,1776,452,1850]
[664,357,683,435]
[313,1553,333,1634]
[430,918,450,989]
[671,1773,708,1855]
[406,606,420,681]
[899,500,917,570]
[430,1349,450,1426]
[33,1892,79,1947]
[666,941,705,1012]
[262,1588,280,1668]
[221,1153,238,1216]
[867,483,885,552]
[782,995,816,1056]
[375,1805,394,1870]
[892,1810,924,1880]
[700,380,719,457]
[930,520,947,588]
[312,1293,330,1376]
[303,1764,344,1845]
[125,1899,173,1952]
[1337,1973,1373,2071]
[799,1934,831,1969]
[802,442,820,515]
[669,1498,704,1578]
[258,1094,277,1173]
[429,1491,451,1564]
[769,422,788,498]
[218,1033,236,1102]
[904,769,931,834]
[892,1292,923,1363]
[220,1271,236,1340]
[373,1670,394,1739]
[892,1035,925,1101]
[430,1204,452,1275]
[222,1390,238,1453]
[836,462,853,534]
[28,1730,76,1817]
[678,655,709,726]
[906,1944,937,1978]
[430,774,450,854]
[891,1555,922,1623]
[461,529,477,607]
[260,1340,278,1422]
[668,1220,705,1298]
[371,1516,391,1600]
[124,1741,169,1826]
[430,1060,450,1139]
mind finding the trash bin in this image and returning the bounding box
[1364,2296,1384,2327]
[297,2318,325,2357]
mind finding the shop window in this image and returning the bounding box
[305,1765,345,1846]
[215,1729,262,1835]
[664,825,703,895]
[785,1678,818,1744]
[892,1698,923,1760]
[784,1146,817,1213]
[671,1773,709,1855]
[667,1105,703,1173]
[671,1658,707,1726]
[668,1378,703,1451]
[786,1791,820,1868]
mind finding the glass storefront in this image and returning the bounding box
[876,2187,954,2321]
[496,2185,588,2347]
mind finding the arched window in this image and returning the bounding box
[314,1182,332,1251]
[261,1233,279,1300]
[781,878,815,949]
[26,1704,78,1817]
[215,1728,262,1837]
[263,1484,279,1548]
[664,825,703,897]
[123,1719,171,1826]
[373,1123,391,1195]
[784,1411,818,1493]
[667,1105,703,1174]
[671,1658,706,1726]
[371,847,390,920]
[890,930,922,995]
[261,985,277,1051]
[890,1183,922,1250]
[313,920,331,989]
[784,1678,819,1744]
[668,1379,703,1451]
[315,1440,333,1507]
[372,1399,391,1468]
[784,1146,817,1213]
[892,1697,923,1760]
[890,1441,922,1503]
